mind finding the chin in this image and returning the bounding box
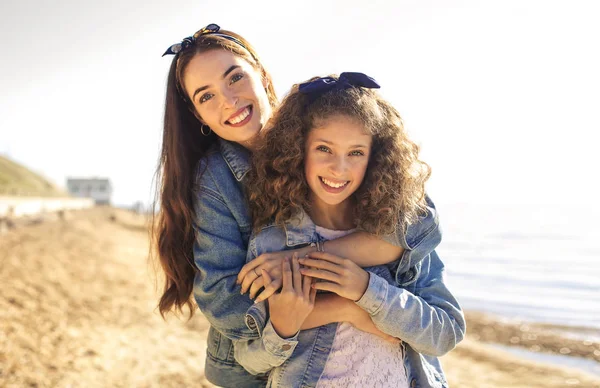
[320,196,349,206]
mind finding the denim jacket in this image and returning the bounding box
[192,139,447,388]
[234,211,465,388]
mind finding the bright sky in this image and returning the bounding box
[1,0,598,207]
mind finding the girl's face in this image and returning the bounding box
[304,115,372,209]
[182,49,272,149]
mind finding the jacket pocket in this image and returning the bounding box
[207,326,237,365]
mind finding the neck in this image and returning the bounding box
[306,194,355,231]
[238,137,258,152]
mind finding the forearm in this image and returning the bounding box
[234,320,298,375]
[356,255,466,356]
[285,232,404,267]
[194,268,257,339]
[324,231,404,266]
[193,186,260,340]
[300,293,353,330]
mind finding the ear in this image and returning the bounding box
[189,106,205,124]
[261,70,270,89]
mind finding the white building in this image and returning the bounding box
[66,178,112,205]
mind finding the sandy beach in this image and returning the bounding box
[1,207,599,387]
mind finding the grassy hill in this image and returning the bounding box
[0,155,67,197]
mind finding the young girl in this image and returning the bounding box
[234,73,465,388]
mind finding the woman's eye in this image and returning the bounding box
[316,145,331,153]
[199,93,214,104]
[230,73,244,84]
[349,150,364,156]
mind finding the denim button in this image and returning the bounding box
[410,378,417,388]
[282,344,292,351]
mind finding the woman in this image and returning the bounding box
[154,24,442,387]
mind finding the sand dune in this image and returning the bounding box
[1,208,599,387]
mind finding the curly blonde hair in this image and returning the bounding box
[246,75,431,236]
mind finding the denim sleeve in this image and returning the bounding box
[381,195,441,273]
[356,251,466,357]
[192,184,259,341]
[233,313,300,375]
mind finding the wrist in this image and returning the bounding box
[335,295,359,322]
[342,299,364,325]
[296,245,316,257]
[270,318,299,339]
[353,270,371,302]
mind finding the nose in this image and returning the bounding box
[328,155,347,177]
[221,88,238,109]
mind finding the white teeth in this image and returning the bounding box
[229,107,250,124]
[321,177,349,189]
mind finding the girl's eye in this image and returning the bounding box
[316,145,331,153]
[230,73,244,84]
[349,150,365,156]
[199,93,214,104]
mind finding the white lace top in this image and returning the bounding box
[314,226,409,388]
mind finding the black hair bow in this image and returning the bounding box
[298,72,380,97]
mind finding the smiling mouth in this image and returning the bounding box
[226,106,252,126]
[320,177,350,189]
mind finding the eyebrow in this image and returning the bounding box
[191,65,240,102]
[314,139,370,148]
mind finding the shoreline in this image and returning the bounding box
[463,311,600,364]
[441,311,600,387]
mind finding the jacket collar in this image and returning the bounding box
[283,209,319,247]
[219,139,251,182]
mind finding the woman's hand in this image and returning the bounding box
[267,255,317,339]
[237,251,285,300]
[298,252,370,302]
[237,246,313,302]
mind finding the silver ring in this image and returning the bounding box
[253,268,261,277]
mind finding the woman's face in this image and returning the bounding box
[182,49,272,148]
[304,115,372,209]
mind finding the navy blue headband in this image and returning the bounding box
[162,23,248,57]
[298,72,380,98]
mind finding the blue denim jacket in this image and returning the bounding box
[192,139,448,388]
[234,210,465,388]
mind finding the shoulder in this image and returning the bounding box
[404,194,441,249]
[191,148,240,211]
[195,147,229,187]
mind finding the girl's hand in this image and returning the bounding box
[299,252,370,302]
[267,255,317,339]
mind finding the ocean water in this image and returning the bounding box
[436,203,600,330]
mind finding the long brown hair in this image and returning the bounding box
[152,28,277,318]
[246,75,431,236]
